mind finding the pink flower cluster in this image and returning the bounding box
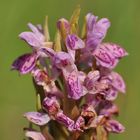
[12,8,127,140]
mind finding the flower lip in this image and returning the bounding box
[11,53,38,74]
[24,112,50,126]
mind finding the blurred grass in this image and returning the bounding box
[0,0,140,139]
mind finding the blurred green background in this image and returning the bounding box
[0,0,139,139]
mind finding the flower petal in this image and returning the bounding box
[31,68,49,86]
[66,34,85,50]
[102,88,118,101]
[67,70,84,100]
[25,131,46,140]
[11,53,37,74]
[89,82,108,95]
[86,13,98,32]
[38,47,56,58]
[84,70,100,90]
[93,45,119,69]
[99,101,119,117]
[90,115,104,128]
[95,18,110,38]
[110,72,126,93]
[24,112,50,126]
[65,34,85,61]
[85,94,101,107]
[86,13,110,50]
[105,120,125,133]
[86,13,98,50]
[43,96,60,116]
[74,116,85,131]
[19,32,42,48]
[103,43,128,58]
[54,51,74,69]
[56,111,75,131]
[53,52,84,100]
[28,23,45,43]
[57,18,70,34]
